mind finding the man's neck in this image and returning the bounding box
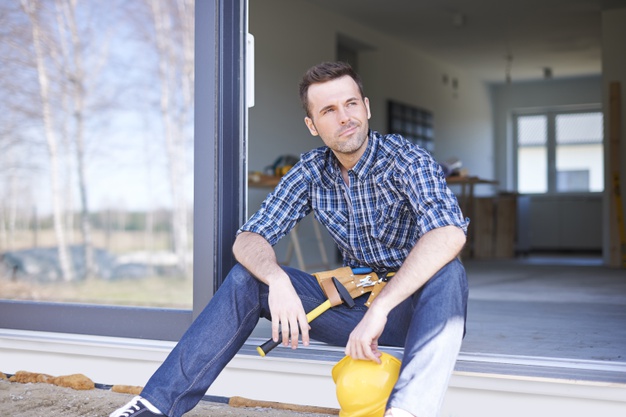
[333,144,368,183]
[340,165,350,185]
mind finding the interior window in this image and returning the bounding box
[555,112,604,192]
[515,110,603,194]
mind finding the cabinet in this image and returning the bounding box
[526,195,602,250]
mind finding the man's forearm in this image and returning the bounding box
[233,231,310,348]
[368,225,466,316]
[232,231,289,285]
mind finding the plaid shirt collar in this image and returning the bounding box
[321,129,378,187]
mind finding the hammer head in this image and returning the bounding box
[332,276,356,308]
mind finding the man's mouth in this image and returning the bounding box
[339,123,357,137]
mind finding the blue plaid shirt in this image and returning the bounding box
[239,130,469,271]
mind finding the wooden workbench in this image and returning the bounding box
[446,176,500,259]
[248,172,329,271]
[446,175,499,216]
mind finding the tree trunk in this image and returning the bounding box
[148,0,191,277]
[0,206,7,252]
[21,0,74,282]
[56,0,95,279]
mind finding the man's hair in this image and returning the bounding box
[299,61,365,118]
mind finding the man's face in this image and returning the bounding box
[304,75,371,159]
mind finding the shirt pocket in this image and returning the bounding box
[371,202,415,249]
[315,209,349,248]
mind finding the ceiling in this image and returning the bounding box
[304,0,626,84]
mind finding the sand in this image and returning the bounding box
[0,378,338,417]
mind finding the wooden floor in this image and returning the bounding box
[459,255,626,383]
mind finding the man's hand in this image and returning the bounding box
[268,277,310,349]
[345,226,466,363]
[345,308,387,363]
[233,231,310,350]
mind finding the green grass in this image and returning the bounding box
[0,276,193,309]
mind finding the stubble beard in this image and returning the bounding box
[333,122,368,155]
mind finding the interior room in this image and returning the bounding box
[245,0,626,391]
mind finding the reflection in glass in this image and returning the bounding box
[0,1,194,308]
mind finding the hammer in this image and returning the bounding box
[257,276,356,356]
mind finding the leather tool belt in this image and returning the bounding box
[312,266,394,308]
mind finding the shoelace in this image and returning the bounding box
[119,402,141,416]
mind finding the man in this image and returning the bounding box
[111,61,469,417]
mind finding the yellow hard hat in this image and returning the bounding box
[331,352,402,417]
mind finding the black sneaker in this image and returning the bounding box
[109,396,163,417]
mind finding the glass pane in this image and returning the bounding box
[556,144,604,192]
[517,115,547,193]
[518,115,547,146]
[556,113,604,192]
[556,112,603,144]
[0,1,194,309]
[518,147,548,193]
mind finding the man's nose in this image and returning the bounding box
[337,107,349,124]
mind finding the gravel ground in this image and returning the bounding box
[0,377,338,417]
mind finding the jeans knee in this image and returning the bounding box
[226,264,259,289]
[437,259,467,296]
[411,259,468,317]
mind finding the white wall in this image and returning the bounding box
[249,0,493,178]
[248,0,493,267]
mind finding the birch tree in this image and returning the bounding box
[0,2,38,252]
[145,0,194,276]
[54,0,94,279]
[20,0,74,282]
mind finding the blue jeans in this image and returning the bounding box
[141,259,468,417]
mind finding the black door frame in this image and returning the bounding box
[0,0,247,341]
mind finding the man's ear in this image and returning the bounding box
[364,97,371,120]
[304,117,319,136]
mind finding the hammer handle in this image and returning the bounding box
[306,299,332,322]
[256,299,332,357]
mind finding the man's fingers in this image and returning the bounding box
[347,342,380,363]
[289,318,300,348]
[267,280,308,348]
[281,316,291,345]
[271,319,280,342]
[287,313,310,349]
[345,330,382,363]
[274,314,310,349]
[294,314,311,348]
[367,344,382,363]
[300,322,311,347]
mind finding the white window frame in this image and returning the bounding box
[513,105,604,195]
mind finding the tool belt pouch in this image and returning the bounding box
[312,267,386,308]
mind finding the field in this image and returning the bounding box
[0,229,193,309]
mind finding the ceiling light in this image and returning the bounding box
[543,67,553,79]
[505,54,513,84]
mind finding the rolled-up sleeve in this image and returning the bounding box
[405,155,469,237]
[238,164,312,246]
